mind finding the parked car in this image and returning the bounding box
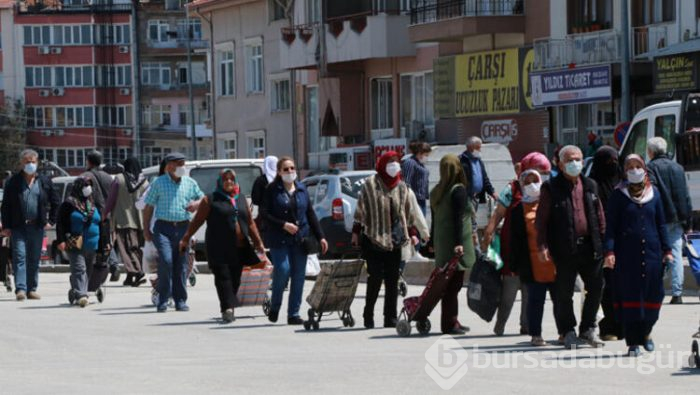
[302,170,375,258]
[142,159,264,262]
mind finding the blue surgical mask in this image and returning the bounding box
[564,160,583,177]
[24,163,37,175]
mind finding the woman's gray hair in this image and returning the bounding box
[647,137,667,155]
[467,136,482,147]
[558,145,582,162]
[19,149,39,161]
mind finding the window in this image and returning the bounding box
[568,0,613,32]
[654,114,676,158]
[218,49,235,96]
[223,138,237,159]
[177,19,202,41]
[178,104,202,126]
[632,0,674,26]
[271,79,290,111]
[26,67,52,87]
[620,119,649,161]
[247,131,265,158]
[400,72,434,135]
[245,40,263,93]
[307,0,321,23]
[371,78,393,130]
[97,106,133,127]
[304,180,319,203]
[270,0,286,21]
[141,63,171,87]
[148,20,171,43]
[142,104,172,127]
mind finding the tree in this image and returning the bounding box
[0,99,29,174]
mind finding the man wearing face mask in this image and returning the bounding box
[535,145,607,349]
[646,137,693,304]
[142,153,204,312]
[459,136,498,209]
[0,149,60,301]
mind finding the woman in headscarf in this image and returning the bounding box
[589,145,623,342]
[113,157,149,287]
[180,169,265,323]
[510,169,562,346]
[481,151,552,337]
[430,154,474,335]
[351,151,426,329]
[603,154,673,357]
[251,155,278,207]
[56,176,101,308]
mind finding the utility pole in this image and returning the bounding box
[131,0,141,159]
[186,7,198,159]
[621,0,631,122]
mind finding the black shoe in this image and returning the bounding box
[444,327,466,336]
[670,296,683,304]
[364,316,375,329]
[287,316,304,325]
[520,327,529,335]
[109,266,121,282]
[268,310,279,323]
[122,274,134,286]
[131,273,146,287]
[384,318,397,328]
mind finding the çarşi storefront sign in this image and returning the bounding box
[433,47,535,119]
[481,119,518,144]
[529,64,612,107]
[373,138,408,159]
[653,53,699,93]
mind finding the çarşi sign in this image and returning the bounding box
[481,119,518,144]
[653,53,699,93]
[373,138,408,159]
[530,65,612,107]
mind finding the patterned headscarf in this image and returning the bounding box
[67,176,95,218]
[214,168,240,223]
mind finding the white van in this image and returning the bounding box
[619,95,700,222]
[142,159,264,262]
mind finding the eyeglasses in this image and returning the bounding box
[282,166,295,171]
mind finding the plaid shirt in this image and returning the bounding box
[144,174,204,222]
[401,156,429,201]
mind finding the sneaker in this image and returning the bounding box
[531,336,547,347]
[132,273,146,287]
[628,346,640,357]
[600,334,619,342]
[109,266,121,282]
[27,291,41,300]
[222,308,235,323]
[78,297,88,308]
[175,303,190,312]
[644,337,655,352]
[563,331,587,349]
[287,316,304,325]
[670,296,683,304]
[157,304,168,313]
[557,334,565,345]
[122,274,134,286]
[579,328,605,348]
[364,315,375,329]
[410,251,430,262]
[456,322,470,332]
[445,326,466,336]
[268,310,279,323]
[15,291,26,301]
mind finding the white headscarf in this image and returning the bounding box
[264,155,278,183]
[519,169,542,204]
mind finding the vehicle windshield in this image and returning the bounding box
[189,166,262,197]
[341,174,372,199]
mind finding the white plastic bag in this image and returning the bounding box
[142,241,159,274]
[305,254,321,277]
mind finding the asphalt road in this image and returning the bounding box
[0,273,698,394]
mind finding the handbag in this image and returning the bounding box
[301,235,321,255]
[66,233,84,251]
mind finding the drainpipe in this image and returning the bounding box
[131,0,141,158]
[621,0,631,122]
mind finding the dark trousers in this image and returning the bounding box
[441,271,465,333]
[554,246,603,335]
[526,282,561,337]
[599,268,624,339]
[363,238,401,321]
[209,252,243,313]
[623,320,655,347]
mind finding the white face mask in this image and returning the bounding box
[564,160,583,177]
[282,172,297,184]
[627,168,646,184]
[471,150,481,159]
[523,182,542,199]
[173,166,186,178]
[82,185,93,198]
[24,163,37,175]
[385,162,401,178]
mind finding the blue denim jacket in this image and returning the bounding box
[262,179,313,249]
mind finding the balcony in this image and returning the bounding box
[18,0,132,14]
[280,12,415,70]
[408,0,524,42]
[534,29,622,70]
[633,24,670,59]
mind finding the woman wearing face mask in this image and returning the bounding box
[56,177,101,308]
[603,154,673,357]
[430,154,474,335]
[482,151,551,337]
[351,151,425,329]
[510,169,563,346]
[179,169,265,323]
[263,157,328,325]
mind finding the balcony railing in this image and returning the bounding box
[410,0,524,25]
[633,24,669,58]
[534,29,622,70]
[19,0,132,13]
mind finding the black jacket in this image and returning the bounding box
[459,151,494,203]
[251,174,269,207]
[647,155,693,231]
[509,203,535,284]
[1,173,60,229]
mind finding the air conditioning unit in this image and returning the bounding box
[54,129,65,137]
[123,129,133,136]
[37,46,50,55]
[118,45,129,54]
[119,88,130,95]
[41,130,52,137]
[52,87,65,96]
[38,89,50,97]
[50,47,62,55]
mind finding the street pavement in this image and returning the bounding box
[0,273,698,394]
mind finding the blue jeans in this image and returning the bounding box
[665,222,684,296]
[526,282,560,337]
[417,199,427,217]
[11,224,44,293]
[269,244,307,318]
[153,221,189,307]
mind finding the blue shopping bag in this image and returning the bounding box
[685,233,700,287]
